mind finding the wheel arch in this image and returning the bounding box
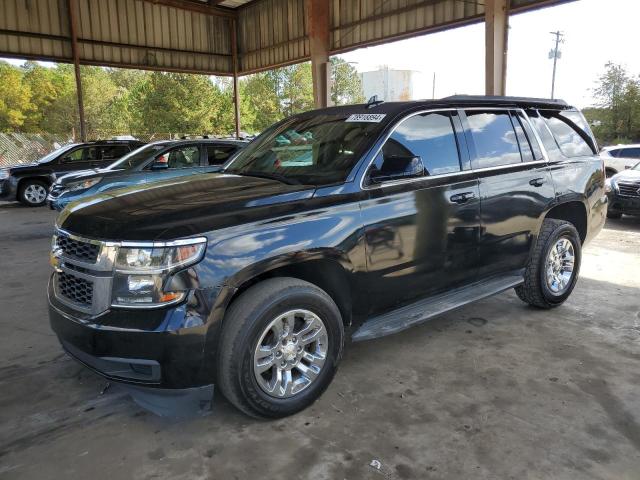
[17,175,52,192]
[544,201,588,243]
[222,253,355,329]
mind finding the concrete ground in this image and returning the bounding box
[1,202,639,480]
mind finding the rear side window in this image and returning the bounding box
[619,147,640,159]
[382,111,461,176]
[527,110,563,161]
[465,111,522,168]
[207,145,238,165]
[101,145,130,160]
[540,110,595,158]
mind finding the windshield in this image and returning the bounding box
[37,144,75,164]
[224,114,383,186]
[106,144,166,170]
[633,161,640,171]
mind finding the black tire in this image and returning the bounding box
[217,277,344,419]
[606,210,622,219]
[18,179,49,207]
[515,219,582,309]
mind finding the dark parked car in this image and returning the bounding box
[0,140,144,206]
[605,160,640,218]
[48,96,606,418]
[47,139,247,211]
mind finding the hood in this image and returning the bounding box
[56,168,123,185]
[612,169,640,182]
[57,173,316,240]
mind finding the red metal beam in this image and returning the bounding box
[67,0,86,142]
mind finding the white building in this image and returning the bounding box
[361,66,416,102]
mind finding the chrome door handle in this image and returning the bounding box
[450,192,476,204]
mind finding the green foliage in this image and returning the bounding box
[589,62,640,144]
[0,57,364,137]
[0,62,33,131]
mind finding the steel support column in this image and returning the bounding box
[67,0,86,142]
[306,0,332,108]
[231,18,240,138]
[485,0,509,96]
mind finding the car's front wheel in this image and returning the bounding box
[18,179,49,206]
[217,277,344,418]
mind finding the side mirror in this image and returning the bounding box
[151,155,169,170]
[370,155,425,183]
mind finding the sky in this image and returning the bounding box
[338,0,640,108]
[3,0,638,109]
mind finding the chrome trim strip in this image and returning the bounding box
[56,227,207,248]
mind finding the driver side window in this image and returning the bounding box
[370,111,462,182]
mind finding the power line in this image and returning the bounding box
[549,30,564,99]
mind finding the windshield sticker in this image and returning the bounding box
[345,113,386,123]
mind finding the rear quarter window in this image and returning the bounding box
[540,110,596,158]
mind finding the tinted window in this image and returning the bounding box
[107,144,165,170]
[619,147,640,159]
[607,149,622,158]
[382,112,461,175]
[514,111,543,160]
[225,114,383,186]
[512,115,534,162]
[207,145,238,165]
[102,145,130,160]
[155,145,200,169]
[64,146,99,162]
[527,110,563,161]
[541,110,594,157]
[465,111,522,168]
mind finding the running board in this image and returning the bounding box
[352,273,524,342]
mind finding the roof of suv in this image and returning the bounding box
[308,95,572,119]
[146,138,248,147]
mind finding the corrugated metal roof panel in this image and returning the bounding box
[237,0,309,73]
[330,0,484,53]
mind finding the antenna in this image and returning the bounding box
[366,95,385,109]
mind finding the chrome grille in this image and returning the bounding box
[56,233,100,263]
[617,181,640,197]
[57,271,94,306]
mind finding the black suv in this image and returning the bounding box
[0,139,144,206]
[48,96,606,418]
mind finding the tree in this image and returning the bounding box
[590,62,640,144]
[0,62,33,131]
[331,57,365,105]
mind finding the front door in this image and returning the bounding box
[360,110,481,313]
[461,109,556,279]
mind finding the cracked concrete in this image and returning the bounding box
[1,202,639,479]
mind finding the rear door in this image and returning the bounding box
[461,108,555,279]
[360,110,481,312]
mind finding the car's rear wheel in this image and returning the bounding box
[217,277,344,418]
[515,219,582,309]
[18,179,48,206]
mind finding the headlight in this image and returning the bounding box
[111,239,206,308]
[0,169,9,180]
[66,177,102,192]
[605,179,617,194]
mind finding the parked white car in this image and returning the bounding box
[600,144,640,177]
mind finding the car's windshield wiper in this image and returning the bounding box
[225,170,301,185]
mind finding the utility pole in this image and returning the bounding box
[549,30,564,99]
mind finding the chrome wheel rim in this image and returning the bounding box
[24,184,47,204]
[545,237,575,294]
[253,309,328,398]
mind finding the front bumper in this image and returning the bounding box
[607,191,640,216]
[48,278,215,389]
[0,177,17,201]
